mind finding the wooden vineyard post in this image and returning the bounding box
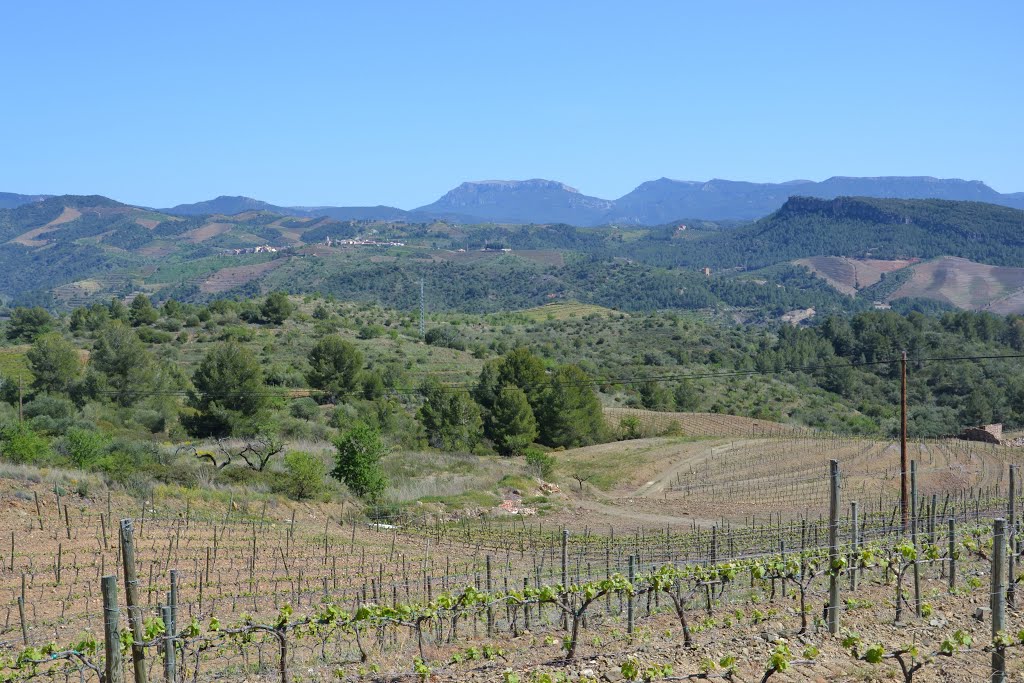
[561,530,569,630]
[161,604,175,683]
[120,519,149,683]
[169,569,178,632]
[627,555,635,636]
[779,539,786,598]
[827,459,840,635]
[1008,465,1016,609]
[992,518,1007,683]
[911,461,921,617]
[485,555,493,637]
[102,576,124,683]
[948,518,956,591]
[849,501,858,592]
[523,576,531,631]
[561,530,568,586]
[17,595,27,646]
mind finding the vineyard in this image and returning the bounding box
[2,436,1024,682]
[601,408,807,439]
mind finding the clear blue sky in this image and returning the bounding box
[1,1,1021,208]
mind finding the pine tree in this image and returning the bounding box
[536,365,606,448]
[27,333,81,395]
[185,342,266,436]
[306,336,364,401]
[490,385,538,456]
[129,294,158,326]
[418,380,483,452]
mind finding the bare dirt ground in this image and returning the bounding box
[546,436,1013,533]
[1,433,1021,681]
[10,207,81,246]
[794,257,915,296]
[184,221,234,243]
[199,259,285,293]
[891,256,1024,312]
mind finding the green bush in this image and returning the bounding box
[290,397,320,421]
[59,427,109,467]
[137,328,173,344]
[279,451,328,500]
[524,448,555,479]
[358,325,385,339]
[332,423,388,500]
[23,395,75,422]
[619,416,642,440]
[0,424,54,464]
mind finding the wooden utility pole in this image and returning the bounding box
[900,350,909,532]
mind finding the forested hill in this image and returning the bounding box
[687,196,1024,269]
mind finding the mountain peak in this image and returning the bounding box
[460,179,581,194]
[164,195,287,216]
[416,179,611,225]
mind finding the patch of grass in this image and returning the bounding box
[553,437,696,491]
[517,302,621,322]
[419,489,500,510]
[496,474,535,492]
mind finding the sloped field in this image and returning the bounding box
[603,406,804,438]
[521,301,621,320]
[890,256,1024,311]
[198,258,286,293]
[794,256,914,295]
[10,206,82,246]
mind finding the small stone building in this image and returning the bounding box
[958,423,1003,445]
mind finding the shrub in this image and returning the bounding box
[290,397,320,421]
[59,427,109,468]
[0,424,53,464]
[133,409,166,434]
[28,415,60,435]
[280,451,328,501]
[23,395,75,422]
[332,423,388,501]
[524,448,555,479]
[358,325,385,340]
[619,416,642,440]
[136,328,173,344]
[424,326,465,350]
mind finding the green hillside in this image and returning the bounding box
[706,196,1024,268]
[3,194,1024,319]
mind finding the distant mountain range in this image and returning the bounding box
[0,192,53,209]
[4,176,1024,225]
[2,191,1024,315]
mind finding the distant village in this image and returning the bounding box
[223,245,281,255]
[322,236,405,248]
